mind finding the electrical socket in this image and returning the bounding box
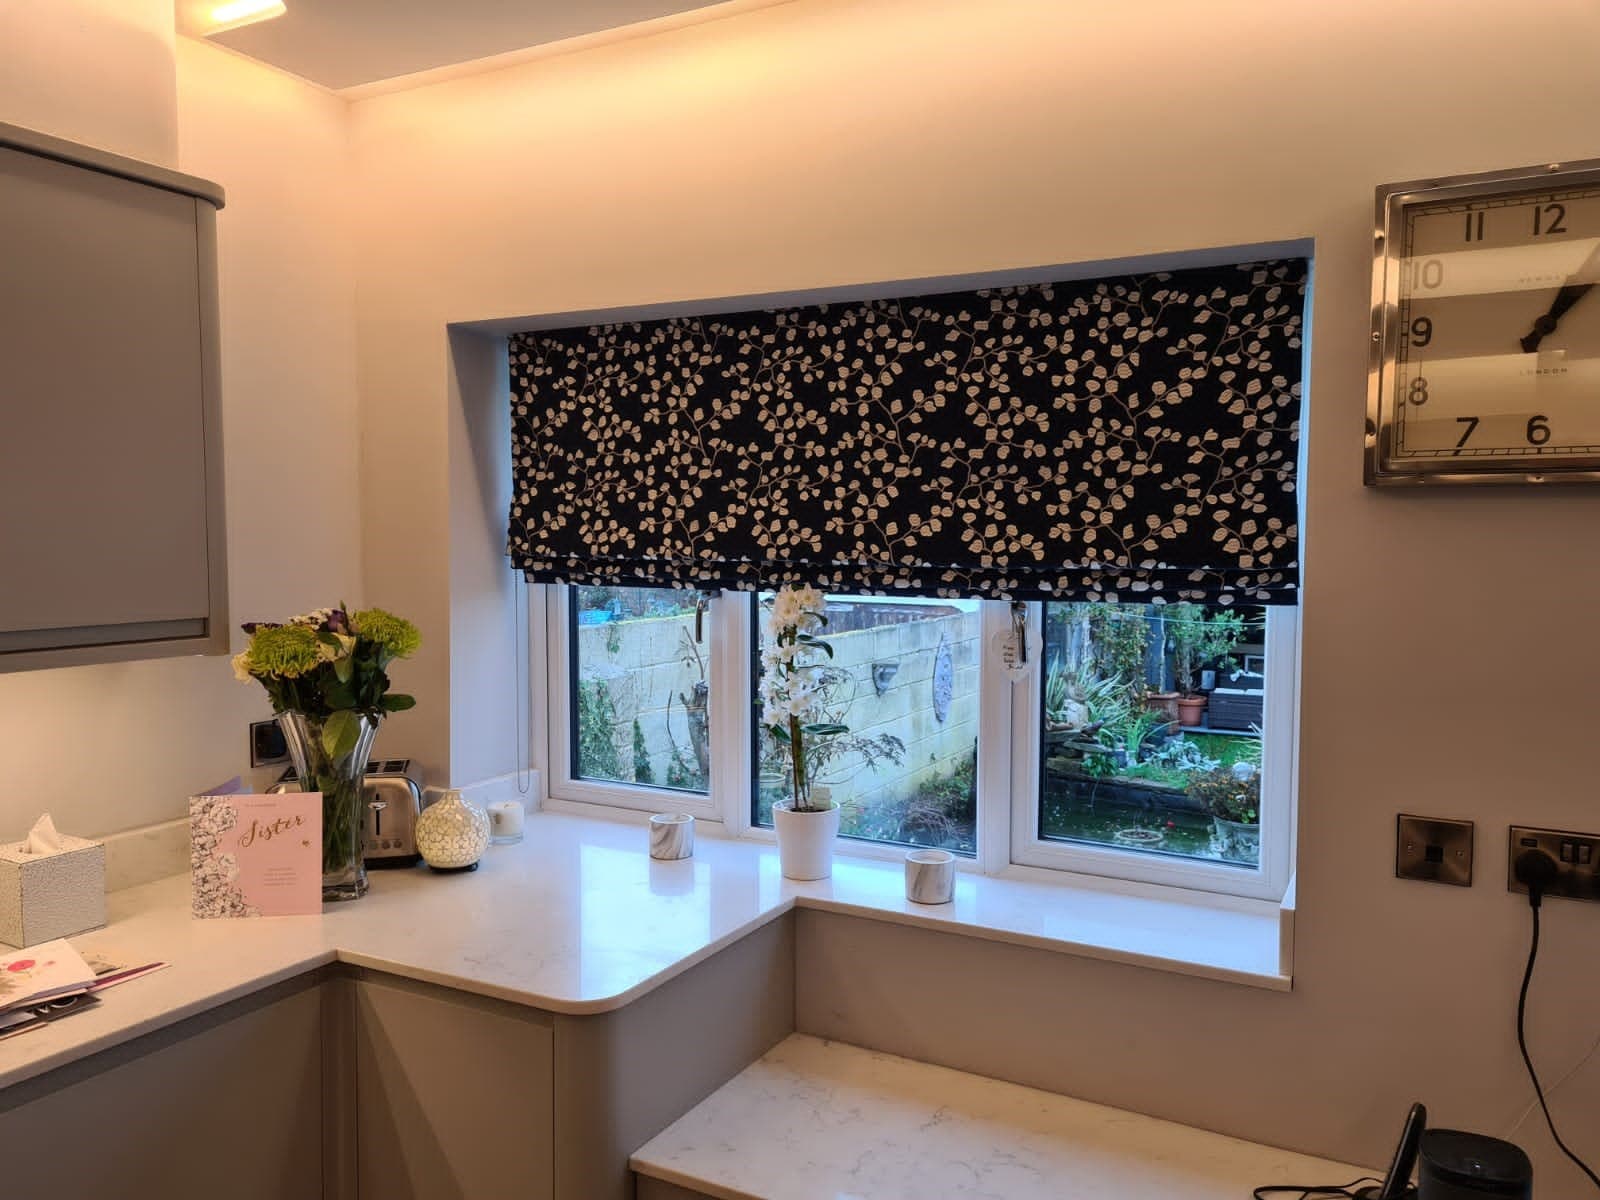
[249,719,289,768]
[1508,826,1600,903]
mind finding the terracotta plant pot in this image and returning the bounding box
[1176,696,1207,728]
[772,798,840,880]
[1144,691,1181,723]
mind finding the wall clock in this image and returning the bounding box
[1366,158,1600,485]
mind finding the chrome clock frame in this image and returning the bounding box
[1366,157,1600,486]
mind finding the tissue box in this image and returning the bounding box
[0,835,106,949]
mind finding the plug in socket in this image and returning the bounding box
[1508,826,1600,902]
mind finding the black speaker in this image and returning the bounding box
[1417,1130,1532,1199]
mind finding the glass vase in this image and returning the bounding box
[278,711,380,902]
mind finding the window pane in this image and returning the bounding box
[1039,602,1268,867]
[753,593,978,856]
[571,586,710,793]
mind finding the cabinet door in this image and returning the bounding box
[355,976,555,1200]
[0,986,323,1198]
[0,137,226,668]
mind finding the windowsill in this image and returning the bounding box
[543,800,1293,991]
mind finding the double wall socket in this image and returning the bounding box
[1508,826,1600,903]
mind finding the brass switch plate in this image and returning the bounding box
[1396,814,1474,886]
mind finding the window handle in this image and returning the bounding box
[694,590,720,642]
[1011,601,1028,665]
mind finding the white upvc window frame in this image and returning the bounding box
[538,586,1299,904]
[1005,602,1299,903]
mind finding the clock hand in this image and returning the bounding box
[1521,285,1594,352]
[1522,240,1600,352]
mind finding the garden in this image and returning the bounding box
[1040,601,1268,867]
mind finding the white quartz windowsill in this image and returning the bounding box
[632,1034,1364,1200]
[691,819,1291,991]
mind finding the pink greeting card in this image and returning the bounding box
[190,793,322,918]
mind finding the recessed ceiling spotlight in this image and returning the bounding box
[204,0,288,36]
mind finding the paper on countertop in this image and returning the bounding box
[0,938,95,1013]
[22,813,64,856]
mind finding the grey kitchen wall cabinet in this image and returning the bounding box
[0,122,228,672]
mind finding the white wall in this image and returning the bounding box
[346,0,1600,1184]
[0,0,177,165]
[0,30,364,840]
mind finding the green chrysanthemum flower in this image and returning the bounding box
[247,624,323,678]
[350,608,421,660]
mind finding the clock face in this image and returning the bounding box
[1369,164,1600,484]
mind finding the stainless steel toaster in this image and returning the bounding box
[361,759,423,868]
[269,758,423,868]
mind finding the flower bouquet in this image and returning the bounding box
[760,586,847,879]
[233,606,419,900]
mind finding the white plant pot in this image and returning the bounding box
[772,799,840,881]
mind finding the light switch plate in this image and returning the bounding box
[1508,826,1600,903]
[1396,814,1474,886]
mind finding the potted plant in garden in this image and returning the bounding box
[761,585,848,880]
[1186,764,1260,863]
[234,606,420,901]
[1166,604,1246,727]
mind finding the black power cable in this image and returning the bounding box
[1252,1178,1382,1199]
[1513,850,1600,1193]
[1510,851,1600,1196]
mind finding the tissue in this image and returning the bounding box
[24,814,64,856]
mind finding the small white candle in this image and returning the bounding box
[487,800,525,844]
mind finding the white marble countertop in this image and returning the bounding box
[1,812,1282,1092]
[633,1034,1370,1200]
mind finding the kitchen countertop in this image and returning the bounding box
[633,1034,1370,1200]
[1,811,1282,1092]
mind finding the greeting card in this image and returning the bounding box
[190,793,321,918]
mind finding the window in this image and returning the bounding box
[548,585,720,815]
[541,586,1296,899]
[751,593,979,856]
[1038,603,1267,867]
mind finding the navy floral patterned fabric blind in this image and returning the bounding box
[507,258,1306,605]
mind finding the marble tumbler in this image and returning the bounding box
[649,813,695,860]
[905,849,955,904]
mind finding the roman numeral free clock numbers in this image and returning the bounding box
[1367,160,1600,485]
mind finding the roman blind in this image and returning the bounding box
[508,258,1306,605]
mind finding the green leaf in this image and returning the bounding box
[801,722,849,737]
[334,657,353,684]
[796,634,834,657]
[767,725,791,743]
[321,710,361,760]
[382,693,416,712]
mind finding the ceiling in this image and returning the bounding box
[175,0,771,91]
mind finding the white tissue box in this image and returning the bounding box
[0,835,106,949]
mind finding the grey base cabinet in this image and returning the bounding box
[0,916,795,1200]
[348,975,554,1200]
[0,980,323,1199]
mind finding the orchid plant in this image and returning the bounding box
[233,606,420,760]
[760,586,847,813]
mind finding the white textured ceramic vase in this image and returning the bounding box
[772,800,840,881]
[416,789,490,872]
